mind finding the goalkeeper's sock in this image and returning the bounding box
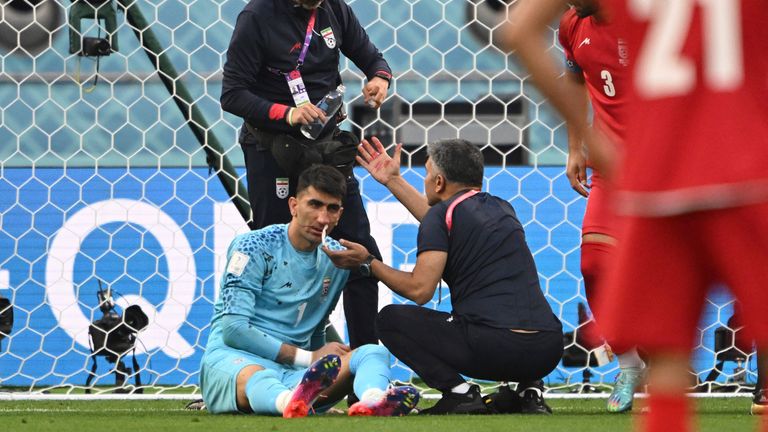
[642,393,691,432]
[245,369,291,415]
[349,344,391,399]
[360,387,386,404]
[275,390,293,413]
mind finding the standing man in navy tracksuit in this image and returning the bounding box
[220,0,393,352]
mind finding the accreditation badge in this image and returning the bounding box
[286,70,310,107]
[320,27,336,49]
[276,177,289,199]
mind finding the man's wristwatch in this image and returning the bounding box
[359,254,376,277]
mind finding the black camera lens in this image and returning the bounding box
[124,305,149,332]
[82,36,111,57]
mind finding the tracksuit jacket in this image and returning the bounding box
[221,0,392,138]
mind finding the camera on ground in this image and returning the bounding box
[84,281,149,393]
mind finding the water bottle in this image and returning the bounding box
[300,84,345,140]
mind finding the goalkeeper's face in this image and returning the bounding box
[288,186,343,248]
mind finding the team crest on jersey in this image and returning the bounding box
[321,27,335,49]
[321,277,331,297]
[276,178,289,199]
[618,38,629,67]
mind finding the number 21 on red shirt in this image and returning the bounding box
[630,0,744,98]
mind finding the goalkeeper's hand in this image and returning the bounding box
[312,342,351,361]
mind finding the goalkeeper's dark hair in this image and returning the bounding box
[296,164,347,199]
[426,139,484,188]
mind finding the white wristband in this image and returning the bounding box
[293,349,312,367]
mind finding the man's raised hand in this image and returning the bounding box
[356,136,402,186]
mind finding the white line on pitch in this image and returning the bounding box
[0,408,188,413]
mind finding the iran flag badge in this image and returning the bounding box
[321,27,336,49]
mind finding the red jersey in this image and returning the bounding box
[559,8,628,143]
[606,0,768,216]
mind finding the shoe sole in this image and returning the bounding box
[283,355,342,418]
[751,403,767,415]
[606,396,633,413]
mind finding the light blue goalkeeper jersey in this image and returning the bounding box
[205,224,349,360]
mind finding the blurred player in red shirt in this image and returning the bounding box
[503,0,768,431]
[558,0,646,413]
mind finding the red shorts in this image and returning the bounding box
[582,171,616,237]
[597,201,768,353]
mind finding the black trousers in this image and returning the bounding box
[376,304,564,391]
[242,142,381,348]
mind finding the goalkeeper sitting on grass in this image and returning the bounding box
[199,165,418,417]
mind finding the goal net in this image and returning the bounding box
[0,0,756,397]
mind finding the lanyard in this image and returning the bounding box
[296,9,317,69]
[445,189,480,234]
[267,9,317,77]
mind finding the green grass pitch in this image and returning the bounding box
[0,398,759,432]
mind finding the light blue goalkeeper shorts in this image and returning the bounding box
[200,346,306,414]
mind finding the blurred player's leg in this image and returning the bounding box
[585,239,646,413]
[640,354,694,432]
[599,214,710,432]
[581,176,646,413]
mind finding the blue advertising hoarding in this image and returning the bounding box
[0,166,743,388]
